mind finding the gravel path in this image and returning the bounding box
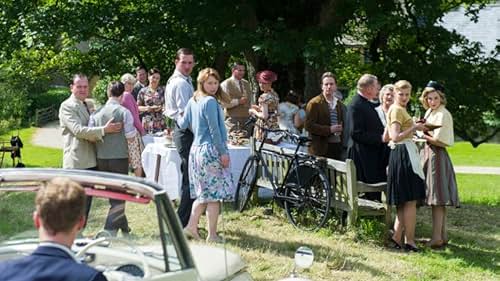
[453,166,500,175]
[31,122,499,175]
[32,120,62,149]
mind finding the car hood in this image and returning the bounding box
[189,243,248,281]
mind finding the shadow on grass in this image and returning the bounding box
[225,227,388,277]
[417,203,499,273]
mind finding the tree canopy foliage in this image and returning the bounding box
[0,0,498,145]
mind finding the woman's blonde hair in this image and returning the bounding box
[419,87,447,109]
[394,80,412,92]
[120,73,136,85]
[194,68,230,104]
[379,83,394,102]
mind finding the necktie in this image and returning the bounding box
[239,80,244,93]
[82,101,90,115]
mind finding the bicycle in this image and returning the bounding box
[234,118,332,231]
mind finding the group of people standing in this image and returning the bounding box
[58,46,459,250]
[346,75,459,252]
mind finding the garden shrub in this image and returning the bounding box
[0,83,30,134]
[29,87,69,112]
[92,75,121,107]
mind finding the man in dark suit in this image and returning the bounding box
[305,72,347,160]
[131,66,148,101]
[347,74,389,200]
[0,178,107,281]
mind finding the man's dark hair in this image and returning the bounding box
[135,66,147,73]
[149,67,161,76]
[231,61,245,70]
[176,48,194,60]
[107,81,125,97]
[71,73,88,84]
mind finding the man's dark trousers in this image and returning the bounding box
[97,158,130,232]
[174,125,194,227]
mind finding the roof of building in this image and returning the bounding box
[439,3,499,58]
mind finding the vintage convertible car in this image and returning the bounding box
[0,168,252,281]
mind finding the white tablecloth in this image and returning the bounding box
[142,134,168,146]
[141,143,251,200]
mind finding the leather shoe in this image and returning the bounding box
[404,243,420,253]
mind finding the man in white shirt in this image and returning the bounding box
[164,48,195,227]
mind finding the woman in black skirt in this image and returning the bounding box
[386,80,427,252]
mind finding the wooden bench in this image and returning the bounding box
[253,142,391,228]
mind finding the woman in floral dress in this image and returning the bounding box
[249,70,280,142]
[178,68,234,243]
[137,68,166,133]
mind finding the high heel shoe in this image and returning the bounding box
[404,243,420,253]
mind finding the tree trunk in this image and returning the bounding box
[304,65,322,101]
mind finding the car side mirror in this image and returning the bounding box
[294,246,314,270]
[278,246,314,281]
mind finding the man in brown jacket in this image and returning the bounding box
[220,62,252,133]
[305,72,347,160]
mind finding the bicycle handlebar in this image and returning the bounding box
[243,117,311,146]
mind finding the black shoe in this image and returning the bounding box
[404,243,420,252]
[389,238,402,249]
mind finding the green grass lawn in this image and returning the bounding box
[0,127,499,280]
[448,142,500,167]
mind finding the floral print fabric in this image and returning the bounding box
[137,86,165,133]
[254,91,280,141]
[189,143,235,202]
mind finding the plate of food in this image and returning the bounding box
[424,123,442,130]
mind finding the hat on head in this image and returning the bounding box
[426,80,445,92]
[256,70,277,83]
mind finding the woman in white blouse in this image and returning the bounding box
[375,84,394,127]
[419,81,459,249]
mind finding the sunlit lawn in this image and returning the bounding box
[0,127,499,280]
[0,127,62,168]
[448,142,500,167]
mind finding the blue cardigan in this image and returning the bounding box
[178,95,228,155]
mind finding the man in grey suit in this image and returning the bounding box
[165,48,195,227]
[220,62,252,133]
[91,81,137,236]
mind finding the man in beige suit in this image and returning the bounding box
[220,62,252,133]
[59,74,122,170]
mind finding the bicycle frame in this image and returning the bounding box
[250,126,314,201]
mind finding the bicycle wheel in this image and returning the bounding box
[283,162,331,231]
[234,156,259,212]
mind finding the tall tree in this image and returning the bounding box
[0,0,497,145]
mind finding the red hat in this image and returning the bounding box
[256,70,277,83]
